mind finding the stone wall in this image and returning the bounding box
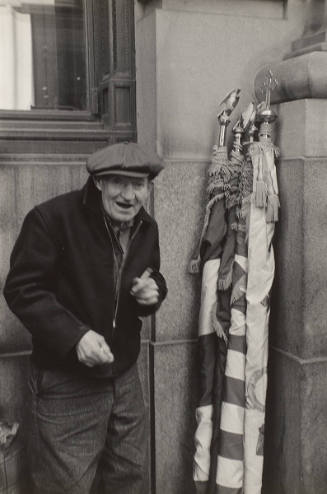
[135,1,306,493]
[263,99,327,494]
[0,1,313,493]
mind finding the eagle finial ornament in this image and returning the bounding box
[217,88,241,147]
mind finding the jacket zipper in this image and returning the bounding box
[103,217,143,336]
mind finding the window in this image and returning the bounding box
[0,0,136,144]
[0,0,87,111]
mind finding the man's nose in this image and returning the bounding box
[120,182,135,200]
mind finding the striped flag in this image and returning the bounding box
[192,90,241,494]
[216,115,279,492]
[193,92,279,494]
[193,144,230,494]
[215,149,253,493]
[243,123,279,494]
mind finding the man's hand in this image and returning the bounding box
[130,268,159,306]
[76,330,114,367]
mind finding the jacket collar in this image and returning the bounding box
[81,176,152,224]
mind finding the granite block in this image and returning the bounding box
[302,158,327,358]
[263,349,327,494]
[0,164,88,352]
[0,435,28,494]
[0,355,30,424]
[272,156,327,359]
[271,158,304,357]
[138,341,151,494]
[153,160,206,341]
[263,349,301,494]
[138,341,150,411]
[300,359,327,494]
[277,99,327,159]
[152,340,198,494]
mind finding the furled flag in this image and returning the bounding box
[215,105,255,494]
[243,71,279,494]
[216,71,280,494]
[191,89,240,494]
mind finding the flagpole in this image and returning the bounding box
[243,71,280,494]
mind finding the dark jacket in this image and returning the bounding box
[4,178,167,379]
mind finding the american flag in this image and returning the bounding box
[193,95,279,494]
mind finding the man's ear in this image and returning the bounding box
[93,176,102,191]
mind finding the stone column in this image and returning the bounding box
[254,2,327,493]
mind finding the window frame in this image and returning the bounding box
[0,0,97,121]
[0,0,136,144]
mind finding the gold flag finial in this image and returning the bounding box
[231,102,255,155]
[262,69,278,110]
[257,70,278,125]
[217,88,241,147]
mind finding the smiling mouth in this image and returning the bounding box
[116,202,133,209]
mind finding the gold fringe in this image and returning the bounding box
[188,255,201,274]
[207,183,225,198]
[237,223,247,233]
[188,194,224,275]
[239,196,251,219]
[266,194,280,223]
[217,263,233,291]
[211,310,228,343]
[255,180,267,208]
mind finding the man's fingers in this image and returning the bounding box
[76,330,114,366]
[99,344,114,363]
[131,279,146,294]
[83,360,95,368]
[80,349,113,366]
[136,296,158,306]
[131,275,156,296]
[140,268,153,279]
[130,268,153,295]
[137,287,159,299]
[130,270,159,305]
[134,286,159,306]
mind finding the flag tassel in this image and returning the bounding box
[211,309,228,343]
[255,155,267,208]
[189,255,201,274]
[217,264,233,290]
[266,194,280,223]
[188,193,225,274]
[255,179,267,208]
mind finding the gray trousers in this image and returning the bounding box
[28,362,147,494]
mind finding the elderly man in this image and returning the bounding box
[4,142,167,494]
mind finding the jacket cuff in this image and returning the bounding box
[55,324,91,359]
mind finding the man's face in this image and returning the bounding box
[95,174,150,223]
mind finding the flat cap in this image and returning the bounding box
[86,142,164,179]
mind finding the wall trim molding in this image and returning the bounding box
[0,153,89,166]
[0,351,31,359]
[271,345,327,365]
[162,158,210,164]
[150,338,197,347]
